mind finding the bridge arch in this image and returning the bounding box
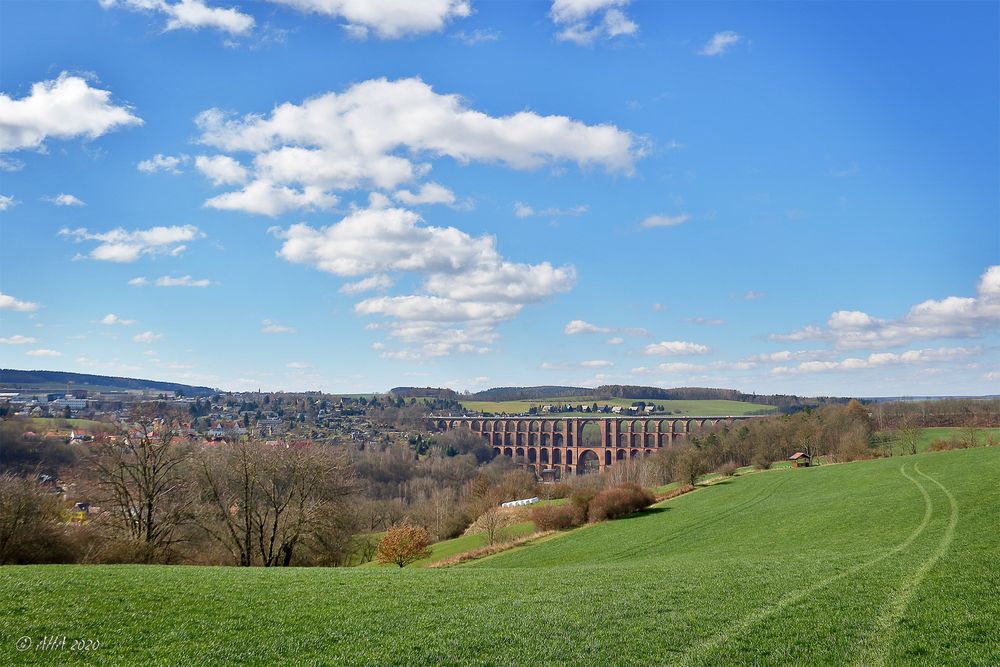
[577,449,599,474]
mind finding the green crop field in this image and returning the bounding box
[878,426,1000,455]
[2,446,998,665]
[458,397,776,416]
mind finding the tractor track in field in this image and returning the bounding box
[851,463,959,667]
[676,463,935,666]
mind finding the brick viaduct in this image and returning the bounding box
[428,416,756,476]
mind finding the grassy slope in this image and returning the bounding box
[2,447,998,665]
[18,417,107,433]
[459,397,775,416]
[879,426,1000,455]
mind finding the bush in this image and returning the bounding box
[716,461,739,477]
[928,438,969,452]
[538,482,572,499]
[587,484,656,523]
[531,504,585,531]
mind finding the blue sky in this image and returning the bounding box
[1,0,997,396]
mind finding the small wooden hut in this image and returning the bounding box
[789,451,812,468]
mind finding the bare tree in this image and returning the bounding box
[87,413,193,562]
[196,439,355,566]
[0,473,66,564]
[476,506,513,546]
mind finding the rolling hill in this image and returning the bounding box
[1,446,996,665]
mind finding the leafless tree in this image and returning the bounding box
[196,439,355,566]
[87,413,194,562]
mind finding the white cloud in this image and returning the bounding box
[772,346,981,374]
[643,340,710,356]
[744,290,766,300]
[155,275,213,287]
[261,319,296,334]
[580,359,612,367]
[393,182,456,207]
[100,0,254,36]
[607,336,624,345]
[687,317,725,326]
[632,362,704,375]
[453,28,500,46]
[138,153,189,174]
[0,293,40,312]
[340,274,393,295]
[268,0,469,39]
[514,201,588,218]
[0,157,23,171]
[59,225,203,262]
[204,180,338,216]
[564,319,610,335]
[0,194,15,211]
[195,154,249,186]
[0,72,142,153]
[133,331,162,343]
[0,334,37,344]
[640,212,689,228]
[699,31,743,56]
[46,193,85,206]
[551,0,637,45]
[100,313,135,326]
[286,361,311,369]
[773,266,1000,350]
[194,77,640,214]
[128,277,150,286]
[274,204,574,358]
[26,348,62,357]
[769,325,823,342]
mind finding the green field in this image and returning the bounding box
[17,417,108,433]
[459,396,776,416]
[3,446,998,665]
[879,426,1000,455]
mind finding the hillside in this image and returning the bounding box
[2,446,996,664]
[0,369,217,397]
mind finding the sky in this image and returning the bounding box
[0,0,998,396]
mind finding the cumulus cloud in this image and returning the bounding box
[771,346,981,374]
[0,293,40,312]
[268,0,470,39]
[699,31,743,56]
[128,277,150,286]
[133,331,162,343]
[59,225,203,262]
[138,153,189,174]
[607,336,624,345]
[640,213,689,228]
[514,201,588,219]
[340,274,393,295]
[564,319,610,335]
[0,334,37,344]
[0,194,15,211]
[26,348,62,357]
[155,275,214,287]
[643,340,710,356]
[580,359,613,367]
[551,0,637,45]
[193,77,640,214]
[99,0,255,36]
[194,154,249,185]
[204,180,338,216]
[46,193,85,206]
[0,72,142,153]
[100,313,135,325]
[261,319,296,334]
[393,182,456,207]
[274,204,574,357]
[771,266,1000,350]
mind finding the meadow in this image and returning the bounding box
[458,397,776,416]
[2,445,997,665]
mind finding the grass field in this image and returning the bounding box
[18,417,107,433]
[2,446,998,665]
[878,426,1000,455]
[459,397,776,416]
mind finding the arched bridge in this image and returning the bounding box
[428,416,755,477]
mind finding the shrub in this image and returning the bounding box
[716,461,739,477]
[928,438,969,452]
[531,504,585,531]
[569,489,596,522]
[538,482,572,499]
[587,484,656,523]
[375,523,431,568]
